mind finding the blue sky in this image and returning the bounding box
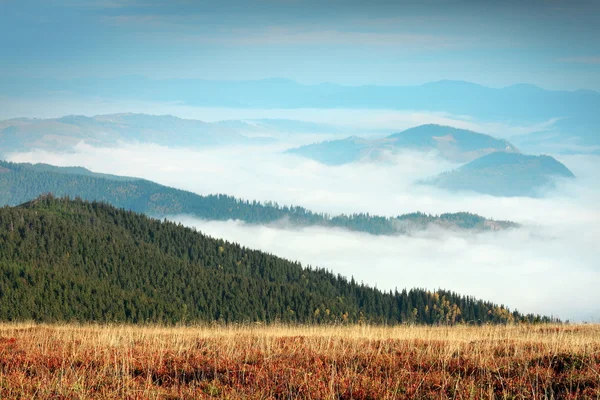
[1,0,599,90]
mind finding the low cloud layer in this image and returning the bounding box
[172,217,599,322]
[7,142,600,321]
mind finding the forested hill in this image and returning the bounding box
[0,196,552,324]
[0,161,516,234]
[424,153,575,197]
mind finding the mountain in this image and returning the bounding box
[0,160,517,234]
[0,113,274,154]
[287,124,519,164]
[5,77,599,151]
[424,152,575,197]
[4,78,598,149]
[4,79,599,152]
[0,195,552,324]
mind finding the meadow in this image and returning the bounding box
[0,323,598,399]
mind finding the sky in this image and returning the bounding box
[1,0,599,90]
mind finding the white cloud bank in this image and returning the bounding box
[171,217,599,322]
[7,142,600,322]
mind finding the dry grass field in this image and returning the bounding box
[0,323,599,399]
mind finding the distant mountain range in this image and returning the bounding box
[423,153,575,197]
[287,124,576,197]
[3,77,596,121]
[0,160,517,234]
[0,113,282,154]
[4,77,598,148]
[287,124,519,164]
[0,195,550,324]
[0,113,369,155]
[1,115,576,198]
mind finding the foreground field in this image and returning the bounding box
[0,324,599,399]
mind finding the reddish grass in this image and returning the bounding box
[0,323,599,399]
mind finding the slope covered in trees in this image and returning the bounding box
[0,196,553,324]
[0,160,517,234]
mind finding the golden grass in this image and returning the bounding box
[1,323,599,399]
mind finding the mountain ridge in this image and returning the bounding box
[0,160,518,234]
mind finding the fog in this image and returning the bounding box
[170,217,599,322]
[7,141,600,322]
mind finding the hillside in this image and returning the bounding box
[0,160,517,234]
[424,152,575,197]
[287,124,519,164]
[0,113,272,154]
[0,195,551,324]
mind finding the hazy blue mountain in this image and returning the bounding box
[4,78,598,150]
[4,77,597,120]
[0,160,517,234]
[287,124,519,164]
[0,113,273,154]
[424,152,575,197]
